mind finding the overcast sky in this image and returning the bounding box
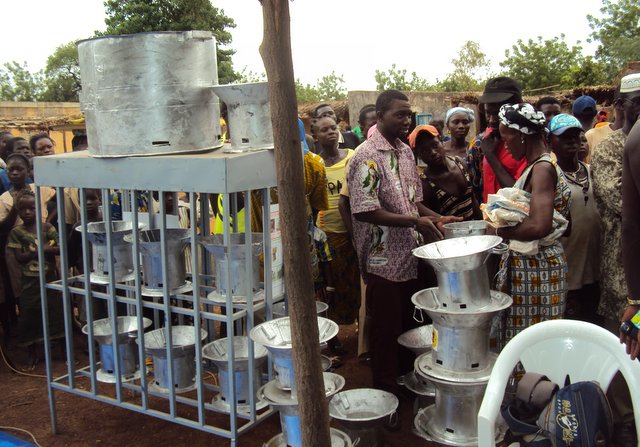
[2,0,607,91]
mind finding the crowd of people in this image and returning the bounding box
[0,71,639,444]
[299,73,640,445]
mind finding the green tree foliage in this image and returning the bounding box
[500,35,584,91]
[316,72,347,101]
[236,67,267,83]
[236,68,346,104]
[0,62,43,101]
[438,41,490,92]
[40,42,81,102]
[294,72,347,103]
[102,0,238,84]
[374,64,433,91]
[588,0,640,78]
[563,56,608,87]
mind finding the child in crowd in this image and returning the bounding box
[7,190,64,370]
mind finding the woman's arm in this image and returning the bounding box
[498,162,557,241]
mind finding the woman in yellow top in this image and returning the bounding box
[314,116,361,353]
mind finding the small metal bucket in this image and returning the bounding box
[82,221,137,284]
[202,336,268,406]
[443,220,488,239]
[328,389,398,447]
[82,316,152,383]
[212,82,273,152]
[141,325,207,393]
[135,229,190,294]
[199,233,263,297]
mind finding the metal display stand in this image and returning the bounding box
[33,148,279,446]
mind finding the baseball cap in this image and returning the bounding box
[408,125,439,149]
[479,77,522,103]
[572,96,597,116]
[548,114,583,136]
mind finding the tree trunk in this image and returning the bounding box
[259,1,332,446]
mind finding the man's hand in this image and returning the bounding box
[620,304,640,360]
[415,216,443,242]
[435,215,463,234]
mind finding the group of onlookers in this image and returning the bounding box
[302,73,639,445]
[1,72,639,444]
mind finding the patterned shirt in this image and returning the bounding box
[591,129,628,321]
[347,129,423,282]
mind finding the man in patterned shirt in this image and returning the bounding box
[347,90,459,395]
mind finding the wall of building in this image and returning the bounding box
[0,102,82,153]
[347,91,480,137]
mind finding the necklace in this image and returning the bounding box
[563,162,590,206]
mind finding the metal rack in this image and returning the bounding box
[33,148,279,446]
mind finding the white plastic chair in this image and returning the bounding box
[477,319,640,446]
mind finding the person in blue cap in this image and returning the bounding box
[572,95,597,132]
[548,114,601,325]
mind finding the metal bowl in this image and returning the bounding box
[202,336,268,369]
[397,325,433,355]
[141,325,207,357]
[328,388,399,424]
[412,235,502,272]
[82,316,152,344]
[249,317,339,350]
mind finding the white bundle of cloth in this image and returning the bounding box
[481,187,569,256]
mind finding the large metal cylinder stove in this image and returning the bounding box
[410,232,512,446]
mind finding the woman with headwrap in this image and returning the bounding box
[489,103,570,345]
[443,107,475,159]
[409,125,480,220]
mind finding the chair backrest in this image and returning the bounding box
[477,319,640,447]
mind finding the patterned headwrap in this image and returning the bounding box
[498,103,546,135]
[445,107,475,125]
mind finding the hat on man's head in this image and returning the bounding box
[408,125,439,150]
[548,113,583,136]
[572,96,597,116]
[621,73,640,94]
[479,77,522,104]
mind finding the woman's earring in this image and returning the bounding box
[521,135,525,145]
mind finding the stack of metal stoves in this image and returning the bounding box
[250,316,354,447]
[410,233,512,446]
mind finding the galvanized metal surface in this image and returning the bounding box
[133,228,190,293]
[200,233,263,297]
[78,31,222,157]
[412,288,512,371]
[83,221,137,283]
[263,428,353,447]
[37,182,277,446]
[412,235,502,272]
[212,82,273,152]
[397,324,433,356]
[443,220,489,239]
[33,150,277,193]
[250,317,339,350]
[272,300,329,318]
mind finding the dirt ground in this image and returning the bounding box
[0,324,440,447]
